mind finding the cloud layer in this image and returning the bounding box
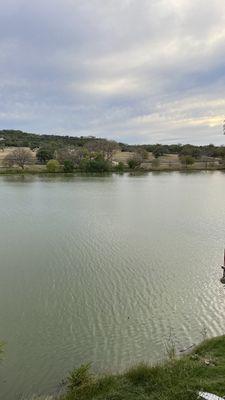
[1,0,225,144]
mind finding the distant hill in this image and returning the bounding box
[0,130,225,159]
[0,130,97,149]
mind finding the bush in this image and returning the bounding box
[180,155,195,167]
[63,160,74,173]
[36,147,55,164]
[128,157,141,169]
[67,363,92,391]
[46,159,60,173]
[115,162,125,172]
[81,156,110,173]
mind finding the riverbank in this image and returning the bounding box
[0,164,225,175]
[33,336,225,400]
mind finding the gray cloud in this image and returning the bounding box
[0,0,225,144]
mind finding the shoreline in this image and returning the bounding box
[0,166,225,176]
[25,335,225,400]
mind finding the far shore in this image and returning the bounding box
[0,164,225,176]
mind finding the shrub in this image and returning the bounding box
[128,157,141,169]
[115,162,125,172]
[81,156,110,173]
[36,147,55,164]
[46,159,60,173]
[63,160,74,173]
[180,155,195,166]
[67,363,92,391]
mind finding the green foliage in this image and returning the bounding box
[152,145,167,158]
[37,147,55,164]
[46,159,60,173]
[128,157,141,169]
[115,162,125,172]
[62,336,225,400]
[63,160,74,173]
[81,156,110,173]
[0,130,93,149]
[67,363,93,392]
[125,363,153,385]
[180,155,195,166]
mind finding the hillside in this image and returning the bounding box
[0,130,94,149]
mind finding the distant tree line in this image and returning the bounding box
[1,130,225,160]
[1,130,225,172]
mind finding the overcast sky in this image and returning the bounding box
[1,0,225,144]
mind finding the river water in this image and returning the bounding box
[0,172,225,399]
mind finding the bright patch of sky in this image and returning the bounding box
[1,0,225,144]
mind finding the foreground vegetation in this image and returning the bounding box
[29,336,225,400]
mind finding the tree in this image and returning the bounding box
[180,155,195,167]
[137,148,149,160]
[0,140,5,152]
[3,148,34,169]
[115,162,125,172]
[128,155,142,169]
[46,159,60,172]
[36,147,55,163]
[81,155,110,172]
[152,145,166,158]
[57,147,88,167]
[63,160,74,173]
[85,139,119,160]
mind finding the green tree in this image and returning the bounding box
[115,161,125,172]
[128,156,141,169]
[46,159,60,172]
[63,160,74,173]
[180,155,195,167]
[36,147,55,164]
[81,155,110,172]
[152,144,167,158]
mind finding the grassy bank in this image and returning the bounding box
[0,165,225,176]
[33,336,225,400]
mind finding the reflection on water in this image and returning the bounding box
[0,172,225,399]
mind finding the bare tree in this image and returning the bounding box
[85,139,119,160]
[3,148,34,169]
[56,147,88,166]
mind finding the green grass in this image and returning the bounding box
[59,336,225,400]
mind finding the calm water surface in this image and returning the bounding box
[0,172,225,399]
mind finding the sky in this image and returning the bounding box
[1,0,225,145]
